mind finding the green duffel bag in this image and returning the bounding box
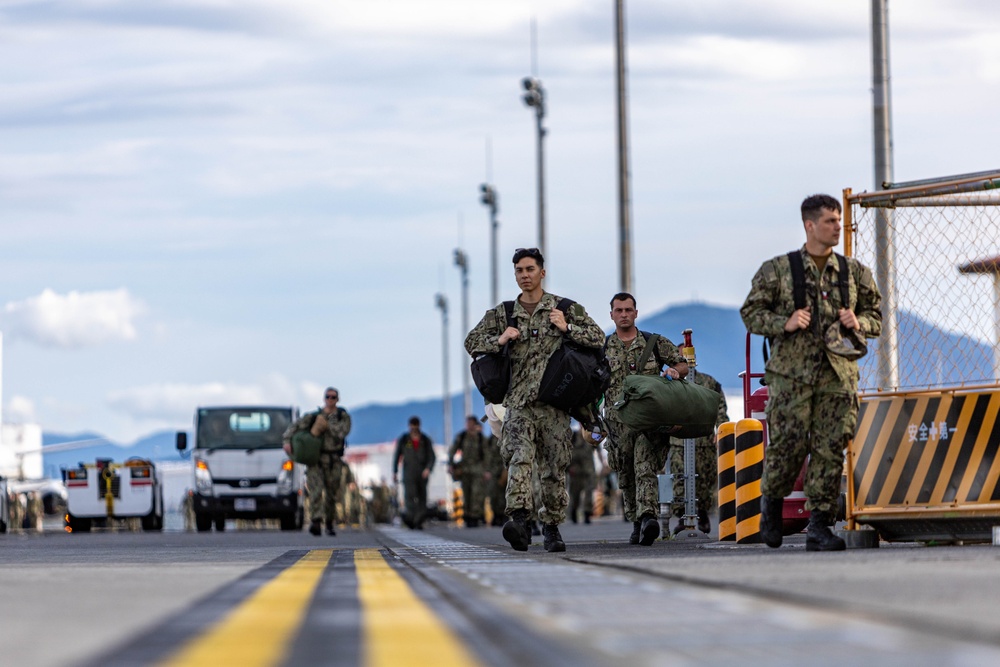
[614,374,722,439]
[291,431,323,466]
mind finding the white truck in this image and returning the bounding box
[62,458,164,532]
[176,406,304,532]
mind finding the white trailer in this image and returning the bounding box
[62,458,164,532]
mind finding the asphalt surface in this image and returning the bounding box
[1,515,999,666]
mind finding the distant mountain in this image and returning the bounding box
[41,301,996,462]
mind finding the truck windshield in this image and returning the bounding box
[196,408,293,450]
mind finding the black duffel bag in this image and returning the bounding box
[471,301,516,405]
[537,299,611,412]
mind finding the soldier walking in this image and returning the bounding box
[392,416,436,529]
[603,293,685,546]
[465,247,605,552]
[741,194,881,551]
[448,416,491,528]
[283,387,351,536]
[567,428,598,524]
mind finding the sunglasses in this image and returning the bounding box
[515,247,541,256]
[325,395,339,400]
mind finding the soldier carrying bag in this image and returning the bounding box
[536,298,611,412]
[471,301,517,405]
[613,333,721,439]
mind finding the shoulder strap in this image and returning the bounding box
[603,333,612,352]
[636,332,661,371]
[787,251,806,310]
[502,300,516,327]
[835,253,851,308]
[637,330,662,367]
[555,297,575,313]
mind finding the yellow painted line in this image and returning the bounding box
[355,549,481,667]
[159,549,332,667]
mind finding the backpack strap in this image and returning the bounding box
[555,297,575,314]
[502,300,516,328]
[787,250,807,311]
[834,253,851,308]
[635,332,661,372]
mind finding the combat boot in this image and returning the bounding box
[805,511,846,551]
[502,509,531,552]
[759,495,784,548]
[325,520,336,536]
[638,513,660,546]
[309,519,322,536]
[583,512,592,525]
[542,523,566,552]
[697,507,711,534]
[629,520,641,544]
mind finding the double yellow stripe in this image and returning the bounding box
[160,549,481,667]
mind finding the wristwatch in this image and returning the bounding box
[566,323,573,333]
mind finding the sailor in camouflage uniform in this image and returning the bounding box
[741,194,881,552]
[282,387,351,536]
[465,247,605,552]
[448,416,491,528]
[668,365,729,534]
[603,292,685,546]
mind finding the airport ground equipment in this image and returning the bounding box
[62,458,164,532]
[177,406,304,532]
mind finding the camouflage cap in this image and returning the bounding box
[824,322,867,359]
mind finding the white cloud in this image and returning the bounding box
[3,288,145,348]
[107,374,326,423]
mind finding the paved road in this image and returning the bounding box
[2,517,1000,666]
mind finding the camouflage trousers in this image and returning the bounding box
[668,441,718,518]
[568,471,596,520]
[604,416,670,522]
[500,402,572,525]
[488,469,507,524]
[763,367,858,513]
[307,453,344,523]
[458,471,488,521]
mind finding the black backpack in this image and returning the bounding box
[470,301,517,405]
[537,298,612,412]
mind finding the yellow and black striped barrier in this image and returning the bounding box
[452,486,464,526]
[716,421,737,541]
[735,418,764,544]
[850,388,1000,541]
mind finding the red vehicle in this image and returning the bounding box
[741,333,810,535]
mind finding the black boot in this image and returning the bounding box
[502,509,531,552]
[309,519,322,536]
[542,524,566,552]
[325,520,336,536]
[629,520,641,544]
[697,507,711,534]
[639,513,660,546]
[759,495,784,548]
[806,510,846,551]
[583,512,592,525]
[529,519,541,536]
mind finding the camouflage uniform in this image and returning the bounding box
[465,293,604,525]
[392,430,436,527]
[283,407,351,525]
[669,370,729,518]
[604,331,684,522]
[741,245,881,513]
[568,430,597,522]
[448,429,490,524]
[482,433,507,525]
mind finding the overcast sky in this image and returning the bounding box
[2,0,999,443]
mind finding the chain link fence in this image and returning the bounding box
[845,170,1000,394]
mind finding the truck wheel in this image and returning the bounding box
[68,515,92,533]
[214,516,226,532]
[142,510,164,532]
[195,513,212,532]
[279,512,298,531]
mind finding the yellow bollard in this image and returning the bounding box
[716,422,737,541]
[735,419,764,544]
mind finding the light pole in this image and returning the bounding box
[453,249,472,418]
[521,76,547,256]
[615,0,634,294]
[479,183,500,306]
[435,293,452,447]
